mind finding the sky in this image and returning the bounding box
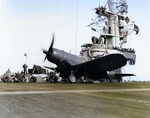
[0,0,150,81]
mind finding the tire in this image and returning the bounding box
[11,78,15,83]
[54,76,58,83]
[34,77,37,82]
[69,74,76,83]
[49,75,54,83]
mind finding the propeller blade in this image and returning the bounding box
[43,34,55,63]
[43,56,47,63]
[48,34,54,53]
[43,50,48,63]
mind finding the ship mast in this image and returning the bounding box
[89,0,138,49]
[107,0,128,48]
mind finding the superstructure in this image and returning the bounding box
[80,0,139,82]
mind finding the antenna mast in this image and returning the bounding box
[75,0,78,55]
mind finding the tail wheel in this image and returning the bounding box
[69,74,76,83]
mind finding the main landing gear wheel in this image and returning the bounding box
[69,74,76,83]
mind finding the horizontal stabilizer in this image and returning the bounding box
[115,73,135,77]
[108,73,135,79]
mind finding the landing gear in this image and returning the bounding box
[46,71,58,83]
[50,75,58,83]
[69,74,76,83]
[29,76,37,83]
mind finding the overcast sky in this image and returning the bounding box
[0,0,150,81]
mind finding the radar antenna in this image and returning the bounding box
[107,0,128,15]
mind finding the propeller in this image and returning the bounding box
[43,34,54,63]
[48,34,54,55]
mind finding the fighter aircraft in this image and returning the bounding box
[43,35,127,83]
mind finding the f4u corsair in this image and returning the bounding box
[43,35,131,83]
